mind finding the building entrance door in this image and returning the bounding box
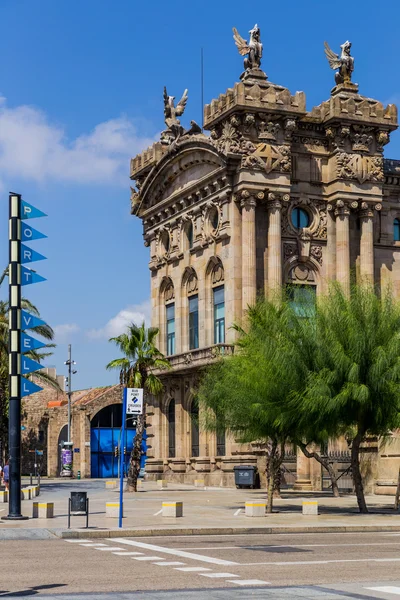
[90,404,147,478]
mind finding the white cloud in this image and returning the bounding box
[53,323,80,341]
[0,94,155,187]
[87,300,151,340]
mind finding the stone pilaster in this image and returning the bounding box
[335,201,351,296]
[326,205,336,284]
[294,446,313,491]
[240,191,258,308]
[267,194,282,296]
[359,202,375,284]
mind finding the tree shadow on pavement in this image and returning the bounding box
[0,583,66,597]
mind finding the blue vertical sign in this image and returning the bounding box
[20,198,48,397]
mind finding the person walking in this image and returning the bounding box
[3,461,9,491]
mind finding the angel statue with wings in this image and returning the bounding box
[324,40,354,85]
[161,87,201,145]
[233,24,263,72]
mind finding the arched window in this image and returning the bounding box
[190,401,199,457]
[394,218,400,242]
[187,223,193,249]
[168,399,175,458]
[166,303,175,355]
[213,286,225,343]
[291,207,310,229]
[216,429,226,457]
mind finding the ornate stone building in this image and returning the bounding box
[129,31,400,491]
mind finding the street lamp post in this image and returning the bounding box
[62,344,77,477]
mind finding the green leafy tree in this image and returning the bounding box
[106,322,170,492]
[299,283,400,513]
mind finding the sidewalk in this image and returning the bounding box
[1,479,399,539]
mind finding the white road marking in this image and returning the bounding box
[110,538,238,566]
[227,579,270,586]
[131,556,164,561]
[366,587,400,595]
[95,547,124,552]
[200,572,239,578]
[154,561,186,566]
[177,542,400,550]
[65,539,92,543]
[233,509,242,516]
[80,543,108,547]
[112,552,143,556]
[175,567,211,572]
[153,509,163,516]
[241,558,400,566]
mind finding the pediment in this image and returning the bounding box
[141,141,226,208]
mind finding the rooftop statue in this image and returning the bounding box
[324,40,354,85]
[233,24,263,72]
[161,86,201,145]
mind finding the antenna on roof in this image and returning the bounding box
[201,47,204,132]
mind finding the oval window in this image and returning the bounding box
[210,207,219,231]
[291,207,310,229]
[161,231,170,254]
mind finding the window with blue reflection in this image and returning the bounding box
[394,219,400,242]
[213,285,225,344]
[166,303,175,355]
[291,207,310,229]
[189,295,199,349]
[287,285,316,318]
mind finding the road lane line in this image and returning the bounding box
[175,542,400,550]
[233,509,242,516]
[154,561,186,566]
[112,552,144,556]
[200,573,239,578]
[110,538,238,565]
[153,509,163,516]
[240,558,400,566]
[366,587,400,595]
[80,543,108,547]
[175,567,211,572]
[227,579,270,586]
[95,547,124,552]
[131,556,165,561]
[65,539,92,543]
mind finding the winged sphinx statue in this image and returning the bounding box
[232,24,263,71]
[161,87,201,145]
[324,40,354,85]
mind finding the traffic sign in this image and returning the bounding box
[125,388,143,415]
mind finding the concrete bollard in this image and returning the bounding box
[157,479,168,490]
[137,479,143,489]
[194,479,205,488]
[302,500,318,515]
[27,486,37,498]
[105,480,117,490]
[21,488,31,500]
[245,500,266,517]
[0,490,8,503]
[34,485,40,497]
[33,502,54,518]
[106,502,121,518]
[162,501,183,517]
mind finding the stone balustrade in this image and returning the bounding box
[159,344,234,374]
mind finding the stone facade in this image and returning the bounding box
[130,55,400,492]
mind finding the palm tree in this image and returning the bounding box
[106,322,170,491]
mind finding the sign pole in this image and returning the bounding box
[119,388,127,528]
[7,193,25,519]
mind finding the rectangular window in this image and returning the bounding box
[287,285,316,318]
[213,285,225,344]
[189,295,199,350]
[166,303,175,356]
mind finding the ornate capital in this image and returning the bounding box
[359,201,374,219]
[334,200,350,217]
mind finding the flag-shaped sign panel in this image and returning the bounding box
[21,200,47,220]
[20,244,46,265]
[20,332,46,352]
[21,266,46,286]
[21,355,43,375]
[21,310,47,330]
[21,377,43,397]
[21,223,47,242]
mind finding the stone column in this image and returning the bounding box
[359,202,375,284]
[267,194,282,296]
[335,201,351,296]
[294,446,313,491]
[241,191,257,308]
[326,205,336,285]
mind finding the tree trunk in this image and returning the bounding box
[351,431,368,513]
[298,442,340,498]
[265,440,278,513]
[127,371,147,492]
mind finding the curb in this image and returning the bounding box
[59,524,400,539]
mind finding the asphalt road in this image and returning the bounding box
[2,531,400,598]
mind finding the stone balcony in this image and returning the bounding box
[157,344,234,375]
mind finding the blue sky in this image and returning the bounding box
[1,0,400,390]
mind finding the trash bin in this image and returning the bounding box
[233,465,258,489]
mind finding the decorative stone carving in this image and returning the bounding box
[281,198,327,240]
[165,282,175,302]
[336,153,384,184]
[187,272,198,294]
[283,242,297,261]
[352,125,374,152]
[324,40,354,86]
[377,131,390,152]
[258,116,281,141]
[254,143,291,173]
[212,263,225,284]
[161,87,201,145]
[130,186,141,215]
[310,245,323,265]
[232,24,263,74]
